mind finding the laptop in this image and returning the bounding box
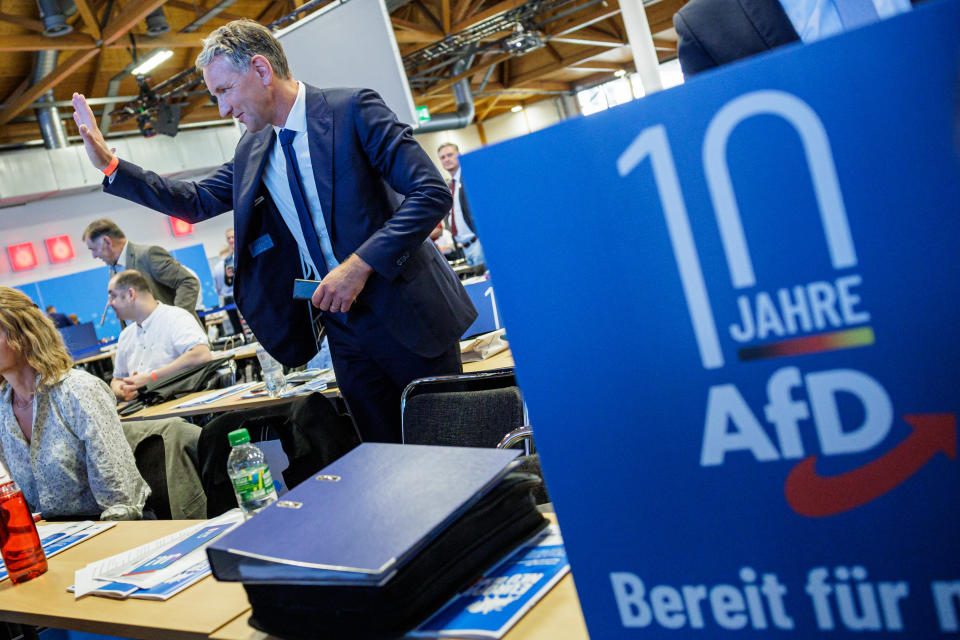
[59,322,100,360]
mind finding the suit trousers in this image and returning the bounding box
[324,302,462,443]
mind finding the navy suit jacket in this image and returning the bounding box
[105,86,476,366]
[674,0,799,77]
[675,0,924,77]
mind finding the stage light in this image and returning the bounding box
[169,218,194,236]
[7,243,38,271]
[131,49,173,76]
[44,235,75,263]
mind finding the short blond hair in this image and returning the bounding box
[0,287,73,386]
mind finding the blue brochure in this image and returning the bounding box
[411,526,569,638]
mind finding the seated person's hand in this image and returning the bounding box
[115,375,146,401]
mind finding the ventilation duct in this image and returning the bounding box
[31,50,68,149]
[145,8,170,36]
[36,0,72,37]
[415,54,476,134]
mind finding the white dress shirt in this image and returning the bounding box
[113,302,208,378]
[449,168,476,243]
[263,82,340,279]
[777,0,910,42]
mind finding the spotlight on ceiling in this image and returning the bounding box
[37,0,72,37]
[145,8,171,36]
[131,49,174,76]
[511,105,523,113]
[502,23,544,55]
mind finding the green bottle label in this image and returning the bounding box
[230,466,275,503]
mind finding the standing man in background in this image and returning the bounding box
[437,142,485,267]
[72,19,476,443]
[82,218,200,320]
[212,228,243,336]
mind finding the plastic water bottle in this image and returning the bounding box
[255,345,287,398]
[0,462,47,585]
[227,428,278,517]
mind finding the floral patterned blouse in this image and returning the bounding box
[0,369,149,520]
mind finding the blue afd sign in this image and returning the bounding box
[462,2,960,637]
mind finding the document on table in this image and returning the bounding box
[460,329,508,363]
[239,369,337,399]
[72,510,243,598]
[0,522,116,583]
[173,381,260,408]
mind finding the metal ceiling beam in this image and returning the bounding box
[420,52,514,97]
[507,44,608,86]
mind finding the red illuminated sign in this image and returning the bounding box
[44,235,75,263]
[7,243,38,271]
[169,218,194,236]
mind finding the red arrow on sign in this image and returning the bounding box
[784,413,956,518]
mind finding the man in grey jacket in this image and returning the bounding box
[82,218,200,319]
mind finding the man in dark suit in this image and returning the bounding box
[71,19,476,443]
[81,218,200,319]
[674,0,915,77]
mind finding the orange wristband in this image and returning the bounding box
[102,156,119,177]
[150,371,158,381]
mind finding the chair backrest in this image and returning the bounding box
[401,368,524,447]
[123,418,207,520]
[198,393,360,518]
[133,434,172,520]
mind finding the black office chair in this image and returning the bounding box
[400,370,548,503]
[400,368,525,447]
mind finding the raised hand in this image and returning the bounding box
[72,92,115,170]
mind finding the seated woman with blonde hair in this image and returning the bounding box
[0,287,149,520]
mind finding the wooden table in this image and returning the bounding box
[0,521,250,640]
[0,514,588,640]
[120,385,339,423]
[463,348,514,373]
[209,514,589,640]
[121,349,515,423]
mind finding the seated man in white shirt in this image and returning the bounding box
[108,270,212,401]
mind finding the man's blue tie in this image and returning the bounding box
[278,128,328,278]
[834,0,880,29]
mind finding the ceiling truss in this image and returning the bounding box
[0,0,687,147]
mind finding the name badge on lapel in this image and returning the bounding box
[249,233,274,258]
